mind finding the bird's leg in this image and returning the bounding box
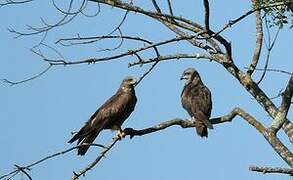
[117,127,126,140]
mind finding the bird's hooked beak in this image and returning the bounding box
[180,73,187,80]
[131,78,138,85]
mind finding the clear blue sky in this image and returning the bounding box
[0,1,292,180]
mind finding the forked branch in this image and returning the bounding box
[270,75,293,132]
[0,144,105,180]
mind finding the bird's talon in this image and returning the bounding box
[117,131,126,140]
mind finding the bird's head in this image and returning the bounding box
[180,68,201,85]
[121,76,137,89]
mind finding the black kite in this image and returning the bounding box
[68,76,137,155]
[181,68,213,137]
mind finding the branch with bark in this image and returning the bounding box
[247,0,263,75]
[249,165,293,175]
[270,75,293,132]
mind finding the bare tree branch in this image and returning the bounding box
[69,108,238,179]
[56,35,152,46]
[2,35,209,86]
[166,0,174,16]
[71,137,119,180]
[244,67,292,76]
[211,1,290,41]
[1,65,52,86]
[43,49,209,67]
[151,0,161,13]
[2,1,293,179]
[14,165,32,180]
[6,0,288,86]
[0,0,32,7]
[135,61,159,86]
[71,107,292,180]
[0,144,105,180]
[8,0,86,38]
[1,103,292,180]
[270,75,293,132]
[256,16,281,85]
[213,50,293,143]
[249,165,293,175]
[88,0,223,52]
[50,35,214,66]
[122,108,267,139]
[203,0,210,31]
[129,53,213,67]
[247,0,263,75]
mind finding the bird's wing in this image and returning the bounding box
[90,90,135,129]
[189,86,211,117]
[68,90,134,144]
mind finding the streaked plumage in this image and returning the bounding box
[68,76,137,155]
[181,68,213,137]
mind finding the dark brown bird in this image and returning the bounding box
[68,76,137,155]
[180,68,213,137]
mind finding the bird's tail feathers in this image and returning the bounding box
[68,126,86,144]
[195,120,208,137]
[68,120,105,155]
[77,132,99,156]
[193,112,213,129]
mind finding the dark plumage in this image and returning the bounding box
[180,68,213,137]
[68,76,137,155]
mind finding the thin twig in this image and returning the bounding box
[14,165,32,180]
[212,1,290,38]
[1,65,52,86]
[71,137,120,180]
[135,61,159,86]
[0,0,32,7]
[80,0,101,17]
[0,144,105,180]
[244,67,292,76]
[8,0,80,37]
[257,15,281,84]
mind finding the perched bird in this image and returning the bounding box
[180,68,213,137]
[68,76,137,155]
